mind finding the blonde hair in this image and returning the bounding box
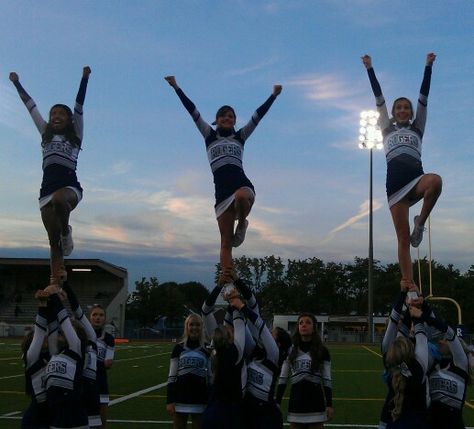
[386,336,414,421]
[182,314,205,347]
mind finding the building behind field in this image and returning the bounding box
[273,313,388,343]
[0,258,127,337]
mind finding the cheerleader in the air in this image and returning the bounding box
[362,53,441,288]
[277,313,333,429]
[167,314,211,429]
[164,76,282,271]
[9,66,91,285]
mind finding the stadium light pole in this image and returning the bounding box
[358,110,383,343]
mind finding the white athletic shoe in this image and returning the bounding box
[232,220,249,248]
[410,216,425,248]
[60,225,74,256]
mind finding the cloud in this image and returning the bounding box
[287,73,370,115]
[330,199,383,234]
[226,57,279,77]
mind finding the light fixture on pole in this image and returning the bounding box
[358,110,382,343]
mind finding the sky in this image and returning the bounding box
[0,0,473,292]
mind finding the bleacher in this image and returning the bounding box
[0,258,128,336]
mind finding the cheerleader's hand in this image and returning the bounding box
[273,85,282,96]
[166,403,175,416]
[361,54,372,69]
[426,53,436,66]
[34,290,49,307]
[228,295,245,311]
[409,305,423,320]
[164,76,178,89]
[9,72,19,82]
[326,406,334,420]
[83,66,91,78]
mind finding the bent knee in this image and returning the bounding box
[427,173,443,191]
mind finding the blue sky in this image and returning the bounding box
[1,1,473,290]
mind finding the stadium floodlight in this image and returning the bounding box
[358,110,383,344]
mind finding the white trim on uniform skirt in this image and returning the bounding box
[287,411,327,424]
[215,186,255,219]
[388,174,424,208]
[39,186,82,210]
[175,403,206,414]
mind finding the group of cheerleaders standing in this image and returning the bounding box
[9,52,472,428]
[167,269,332,429]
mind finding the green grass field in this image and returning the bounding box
[1,339,473,428]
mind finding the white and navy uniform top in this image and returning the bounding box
[95,327,115,402]
[167,339,211,413]
[22,307,50,429]
[62,281,101,427]
[366,65,432,207]
[277,342,333,424]
[239,305,279,404]
[13,77,88,202]
[173,87,277,208]
[44,293,88,429]
[428,326,469,429]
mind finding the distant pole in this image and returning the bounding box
[358,110,382,343]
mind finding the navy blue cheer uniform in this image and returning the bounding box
[366,64,432,207]
[172,87,277,218]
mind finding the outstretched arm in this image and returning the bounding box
[73,66,91,141]
[164,75,212,138]
[239,85,282,141]
[9,72,47,134]
[414,53,435,135]
[361,55,390,129]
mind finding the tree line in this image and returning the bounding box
[126,255,474,332]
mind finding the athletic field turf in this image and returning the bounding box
[1,339,473,428]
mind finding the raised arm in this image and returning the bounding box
[9,72,47,134]
[239,85,282,141]
[73,66,91,141]
[409,306,428,374]
[361,55,390,129]
[25,291,49,368]
[413,53,435,135]
[164,76,212,138]
[62,280,96,343]
[45,285,82,357]
[381,287,408,354]
[201,285,222,339]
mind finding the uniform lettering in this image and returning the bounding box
[179,357,205,369]
[431,378,458,394]
[47,361,67,374]
[248,367,264,385]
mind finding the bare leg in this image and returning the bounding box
[40,188,78,284]
[217,208,236,271]
[99,403,108,429]
[232,188,255,247]
[174,412,188,429]
[411,173,442,226]
[191,413,203,429]
[390,201,413,282]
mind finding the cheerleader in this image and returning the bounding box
[43,284,89,429]
[385,304,430,429]
[21,290,51,429]
[233,296,291,429]
[276,313,333,429]
[164,76,282,271]
[89,305,115,429]
[62,280,101,428]
[202,295,247,429]
[426,318,470,429]
[167,314,211,429]
[9,67,91,284]
[362,54,441,287]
